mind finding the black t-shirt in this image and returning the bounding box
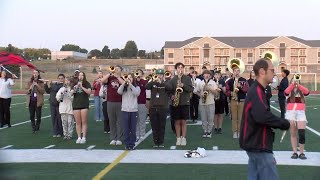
[72,81,91,109]
[215,78,226,100]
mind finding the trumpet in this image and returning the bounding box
[152,68,157,74]
[109,66,115,73]
[152,74,159,82]
[134,71,140,78]
[145,74,153,81]
[165,70,171,78]
[294,74,301,81]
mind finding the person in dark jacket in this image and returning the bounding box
[278,69,290,118]
[44,74,65,137]
[265,85,272,108]
[247,70,255,87]
[168,62,193,146]
[146,69,172,148]
[239,58,290,180]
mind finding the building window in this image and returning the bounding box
[291,66,297,72]
[223,49,229,55]
[203,43,210,48]
[192,49,199,56]
[318,51,320,57]
[291,57,298,65]
[248,49,253,53]
[214,57,221,65]
[248,52,253,57]
[300,66,306,73]
[280,43,286,48]
[204,49,209,58]
[168,53,174,58]
[184,49,190,55]
[246,66,253,71]
[318,58,320,64]
[214,49,221,56]
[236,53,241,58]
[184,57,191,64]
[299,49,306,56]
[192,57,199,64]
[236,49,241,53]
[280,49,285,57]
[291,49,298,56]
[300,57,306,64]
[248,57,253,64]
[317,65,320,70]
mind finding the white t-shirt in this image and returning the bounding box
[196,79,217,105]
[0,78,14,98]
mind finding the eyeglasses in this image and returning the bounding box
[268,69,275,73]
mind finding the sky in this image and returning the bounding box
[1,0,320,52]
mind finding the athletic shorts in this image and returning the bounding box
[285,110,307,122]
[215,100,225,114]
[73,107,89,110]
[171,105,190,121]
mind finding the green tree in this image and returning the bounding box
[80,48,88,54]
[110,48,121,59]
[88,49,103,59]
[123,40,138,58]
[5,44,21,77]
[102,45,110,58]
[160,47,164,58]
[120,49,126,58]
[138,50,146,58]
[60,44,81,52]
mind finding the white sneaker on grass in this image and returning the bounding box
[116,140,122,145]
[80,137,86,144]
[110,140,116,145]
[176,137,181,146]
[76,137,82,144]
[181,137,187,146]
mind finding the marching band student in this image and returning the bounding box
[146,69,172,148]
[285,76,309,159]
[278,69,290,119]
[226,63,249,139]
[0,70,15,128]
[56,77,74,140]
[247,70,255,87]
[44,74,65,138]
[135,69,148,141]
[71,71,91,144]
[223,68,231,116]
[168,63,193,146]
[100,65,125,146]
[189,70,201,123]
[117,73,140,150]
[27,70,45,133]
[213,71,226,134]
[92,71,104,122]
[99,82,110,134]
[196,70,217,138]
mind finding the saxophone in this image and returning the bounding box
[173,73,183,107]
[202,80,209,104]
[231,77,239,101]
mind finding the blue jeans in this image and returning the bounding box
[122,111,137,148]
[94,96,103,120]
[246,151,279,180]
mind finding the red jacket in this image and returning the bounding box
[239,81,290,153]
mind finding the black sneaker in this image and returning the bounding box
[299,153,307,160]
[291,153,298,159]
[214,128,218,134]
[218,128,222,134]
[202,132,207,138]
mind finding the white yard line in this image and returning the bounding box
[270,105,320,137]
[43,145,56,149]
[0,145,13,149]
[134,129,152,148]
[0,149,319,166]
[0,115,51,130]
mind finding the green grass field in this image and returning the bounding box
[0,95,319,179]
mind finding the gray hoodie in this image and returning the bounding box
[117,83,141,112]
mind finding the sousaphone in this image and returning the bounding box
[227,58,245,74]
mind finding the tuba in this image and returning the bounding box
[262,51,280,67]
[227,58,245,101]
[173,72,183,107]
